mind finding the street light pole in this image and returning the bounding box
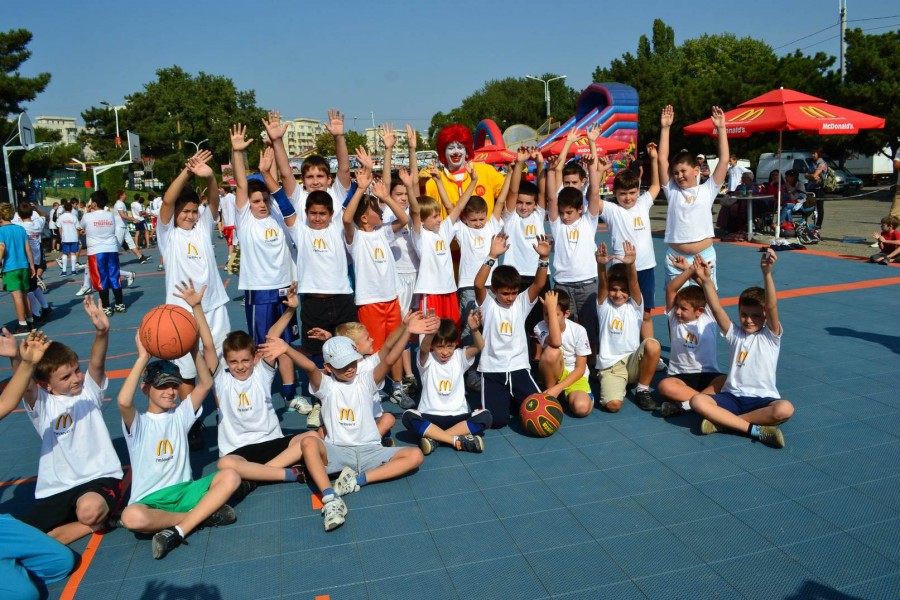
[100,100,124,147]
[184,138,209,153]
[526,75,567,119]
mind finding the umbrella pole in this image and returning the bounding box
[775,130,783,239]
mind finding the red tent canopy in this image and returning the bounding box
[540,131,629,157]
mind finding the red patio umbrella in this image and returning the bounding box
[684,88,885,237]
[471,144,516,165]
[540,131,630,158]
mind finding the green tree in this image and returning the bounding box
[0,29,50,118]
[314,130,367,156]
[427,74,577,141]
[16,127,81,180]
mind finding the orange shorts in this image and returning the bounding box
[358,298,402,352]
[419,292,460,328]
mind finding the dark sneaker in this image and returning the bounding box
[420,437,438,455]
[103,306,114,317]
[391,386,415,409]
[700,419,721,435]
[188,421,205,451]
[757,426,785,449]
[139,255,152,264]
[13,324,30,335]
[634,389,658,411]
[660,401,686,418]
[232,480,257,503]
[201,504,237,528]
[381,435,395,448]
[402,375,418,396]
[152,527,183,559]
[114,304,127,313]
[453,434,484,453]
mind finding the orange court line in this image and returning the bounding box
[315,596,331,600]
[0,475,36,487]
[59,533,103,600]
[311,493,323,510]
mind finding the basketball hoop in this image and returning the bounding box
[142,157,155,172]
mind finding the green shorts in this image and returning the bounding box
[137,473,215,513]
[559,367,592,396]
[1,268,29,292]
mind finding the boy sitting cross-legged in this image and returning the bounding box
[0,298,123,544]
[402,311,492,455]
[269,313,436,531]
[689,251,794,448]
[117,283,241,559]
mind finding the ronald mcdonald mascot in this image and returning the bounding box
[425,124,506,216]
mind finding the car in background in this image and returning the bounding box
[835,167,863,194]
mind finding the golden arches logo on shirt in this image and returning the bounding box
[186,242,199,256]
[237,392,250,409]
[313,238,328,252]
[373,247,386,262]
[610,318,624,333]
[434,240,446,253]
[437,379,452,394]
[633,216,645,229]
[263,228,278,241]
[498,321,513,336]
[567,229,579,242]
[736,350,749,366]
[684,332,698,345]
[338,408,355,423]
[156,439,174,457]
[54,413,73,432]
[728,108,765,123]
[524,224,537,237]
[472,236,485,249]
[799,106,838,120]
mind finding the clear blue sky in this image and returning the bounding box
[7,0,897,129]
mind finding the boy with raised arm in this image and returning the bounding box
[689,251,794,448]
[475,232,552,429]
[0,298,123,543]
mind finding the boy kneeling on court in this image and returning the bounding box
[118,283,240,559]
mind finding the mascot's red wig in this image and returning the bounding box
[436,124,474,165]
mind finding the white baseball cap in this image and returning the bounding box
[322,336,362,369]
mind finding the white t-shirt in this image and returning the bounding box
[214,361,281,456]
[413,219,457,294]
[311,371,382,447]
[57,211,79,244]
[113,200,129,230]
[384,210,419,274]
[502,206,545,275]
[721,322,782,399]
[478,291,536,372]
[666,308,719,375]
[219,193,236,228]
[355,354,384,418]
[13,215,44,263]
[79,210,119,255]
[534,318,592,372]
[549,211,599,283]
[417,349,474,416]
[123,398,199,504]
[149,198,163,218]
[454,217,503,288]
[726,165,752,192]
[235,204,293,291]
[602,193,657,271]
[596,297,643,369]
[130,201,144,221]
[26,374,123,498]
[347,226,398,304]
[157,208,229,311]
[289,214,352,295]
[287,181,349,220]
[662,178,718,244]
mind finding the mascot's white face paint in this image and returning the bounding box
[444,141,467,170]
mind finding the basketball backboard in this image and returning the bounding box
[18,113,35,148]
[127,131,141,162]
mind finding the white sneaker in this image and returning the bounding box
[870,242,880,248]
[306,404,322,429]
[55,256,64,268]
[288,395,313,414]
[333,466,360,497]
[322,496,348,532]
[75,284,93,296]
[466,371,482,391]
[125,272,135,287]
[36,276,47,292]
[656,357,667,372]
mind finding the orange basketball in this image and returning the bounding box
[520,393,564,437]
[139,305,199,360]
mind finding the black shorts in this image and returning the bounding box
[299,294,358,354]
[669,372,724,392]
[134,221,146,231]
[21,477,122,533]
[227,435,296,464]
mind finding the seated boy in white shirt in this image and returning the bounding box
[689,251,794,449]
[0,298,123,544]
[657,256,724,418]
[402,313,492,454]
[118,284,240,560]
[535,290,594,417]
[594,241,661,413]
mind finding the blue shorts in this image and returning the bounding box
[712,392,776,415]
[636,267,656,311]
[244,287,298,345]
[665,244,717,289]
[134,221,146,231]
[87,252,121,291]
[61,242,79,255]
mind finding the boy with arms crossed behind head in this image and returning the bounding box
[475,232,552,429]
[118,282,241,559]
[689,251,794,448]
[0,298,123,543]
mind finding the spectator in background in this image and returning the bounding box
[726,156,753,193]
[697,154,711,184]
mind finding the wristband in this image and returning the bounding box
[538,260,550,269]
[271,187,296,218]
[484,258,497,267]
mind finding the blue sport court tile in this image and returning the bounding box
[847,517,900,563]
[751,461,846,499]
[669,513,775,563]
[448,555,548,600]
[574,497,661,540]
[483,480,562,519]
[559,420,626,448]
[839,572,900,600]
[807,447,897,486]
[357,532,444,580]
[283,583,369,600]
[696,473,789,512]
[201,555,282,600]
[201,520,280,567]
[606,414,662,439]
[502,507,593,553]
[348,499,428,541]
[521,446,597,479]
[525,540,628,596]
[546,470,627,506]
[338,474,414,509]
[733,499,840,547]
[431,519,519,568]
[116,567,204,600]
[781,532,898,589]
[710,438,801,471]
[280,543,365,595]
[234,485,282,525]
[660,450,745,484]
[823,396,899,420]
[853,475,900,509]
[632,484,728,526]
[417,490,496,530]
[796,485,898,530]
[78,542,136,586]
[631,428,708,459]
[368,570,460,600]
[66,580,122,599]
[633,565,744,600]
[408,465,477,501]
[862,411,900,438]
[712,548,819,600]
[466,455,540,490]
[124,531,210,579]
[552,580,649,600]
[579,438,656,471]
[603,460,688,496]
[598,527,702,579]
[503,425,576,456]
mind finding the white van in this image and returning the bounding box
[755,151,858,193]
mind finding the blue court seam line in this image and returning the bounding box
[776,527,900,568]
[840,573,900,596]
